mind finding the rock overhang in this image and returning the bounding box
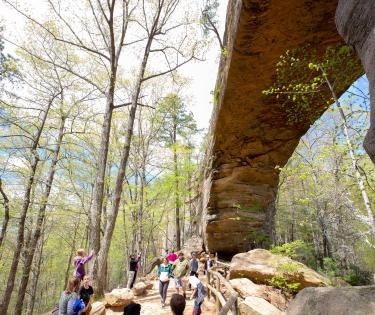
[201,0,363,257]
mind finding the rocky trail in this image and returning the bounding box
[102,278,217,315]
[88,247,375,315]
[134,280,216,315]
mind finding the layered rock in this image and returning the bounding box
[200,0,363,257]
[286,286,375,315]
[230,249,328,291]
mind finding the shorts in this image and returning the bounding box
[174,277,183,288]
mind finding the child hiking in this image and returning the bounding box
[79,275,94,315]
[73,249,95,281]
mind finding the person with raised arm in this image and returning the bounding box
[73,249,95,281]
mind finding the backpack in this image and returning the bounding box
[73,299,85,314]
[67,297,84,315]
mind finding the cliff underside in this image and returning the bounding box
[202,0,362,258]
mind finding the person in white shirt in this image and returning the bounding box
[189,272,206,315]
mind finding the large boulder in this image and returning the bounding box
[104,288,134,307]
[230,249,328,290]
[230,278,288,311]
[90,302,106,315]
[239,296,285,315]
[287,286,375,315]
[133,281,147,296]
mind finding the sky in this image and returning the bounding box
[0,0,229,131]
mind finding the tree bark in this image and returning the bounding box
[90,94,114,252]
[25,232,44,315]
[173,126,181,250]
[0,179,10,249]
[64,221,80,290]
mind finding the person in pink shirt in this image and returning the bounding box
[73,249,95,281]
[167,249,178,264]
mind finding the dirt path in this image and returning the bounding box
[106,279,217,314]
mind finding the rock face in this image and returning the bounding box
[104,288,134,307]
[90,302,106,315]
[230,249,328,290]
[239,296,284,315]
[200,0,363,257]
[286,286,375,315]
[336,1,375,164]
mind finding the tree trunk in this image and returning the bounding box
[122,201,129,284]
[173,128,181,250]
[90,96,114,253]
[137,167,145,255]
[89,0,131,276]
[14,115,66,315]
[0,98,52,314]
[165,212,169,250]
[64,221,80,290]
[25,232,44,315]
[94,34,153,296]
[0,179,10,249]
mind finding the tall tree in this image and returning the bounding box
[0,92,57,314]
[94,0,200,295]
[3,0,137,258]
[157,93,197,250]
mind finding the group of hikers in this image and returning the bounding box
[155,249,214,315]
[58,249,95,315]
[56,247,214,315]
